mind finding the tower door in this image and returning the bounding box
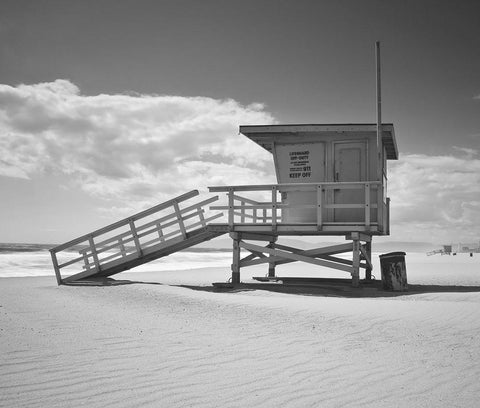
[333,142,367,222]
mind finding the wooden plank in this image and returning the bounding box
[236,232,275,241]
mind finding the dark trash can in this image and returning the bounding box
[379,252,408,291]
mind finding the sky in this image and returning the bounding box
[0,0,479,245]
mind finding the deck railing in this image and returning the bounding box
[209,182,389,233]
[50,190,222,284]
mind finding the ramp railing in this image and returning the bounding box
[50,190,222,284]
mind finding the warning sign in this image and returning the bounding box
[275,143,325,183]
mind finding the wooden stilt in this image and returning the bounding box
[352,237,360,287]
[268,238,277,277]
[232,237,241,284]
[365,241,372,280]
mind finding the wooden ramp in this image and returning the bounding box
[50,190,227,284]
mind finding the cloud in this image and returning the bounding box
[388,150,480,243]
[0,80,276,209]
[1,80,479,243]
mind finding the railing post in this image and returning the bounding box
[50,250,63,285]
[352,234,360,287]
[271,186,277,231]
[173,201,187,239]
[88,235,101,272]
[240,200,245,223]
[316,184,323,230]
[128,220,143,256]
[82,252,91,270]
[198,208,206,227]
[228,189,234,229]
[118,238,127,256]
[377,184,384,232]
[386,197,390,235]
[253,208,257,223]
[156,222,165,242]
[365,183,371,230]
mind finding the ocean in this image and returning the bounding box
[0,243,232,278]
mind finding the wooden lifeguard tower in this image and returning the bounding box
[208,122,398,287]
[50,42,397,288]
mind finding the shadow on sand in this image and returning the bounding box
[62,277,480,298]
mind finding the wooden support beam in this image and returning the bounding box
[352,238,360,287]
[363,241,373,280]
[237,232,276,242]
[232,238,241,284]
[267,238,277,278]
[50,251,63,285]
[346,232,372,242]
[242,243,353,268]
[239,241,353,273]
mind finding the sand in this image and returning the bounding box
[1,253,480,407]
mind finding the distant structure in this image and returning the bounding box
[50,42,397,287]
[427,242,480,256]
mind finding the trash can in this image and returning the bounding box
[379,252,408,291]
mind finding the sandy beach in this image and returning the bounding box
[1,253,480,407]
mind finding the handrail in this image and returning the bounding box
[51,190,200,253]
[209,181,381,192]
[208,182,386,232]
[50,191,222,284]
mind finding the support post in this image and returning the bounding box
[352,234,360,287]
[365,241,372,281]
[50,250,63,285]
[267,237,277,277]
[231,237,241,284]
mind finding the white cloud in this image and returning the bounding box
[1,80,479,244]
[0,80,276,210]
[388,150,480,243]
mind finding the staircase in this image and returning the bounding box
[50,190,227,284]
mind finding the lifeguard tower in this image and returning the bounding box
[208,122,397,287]
[50,42,397,288]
